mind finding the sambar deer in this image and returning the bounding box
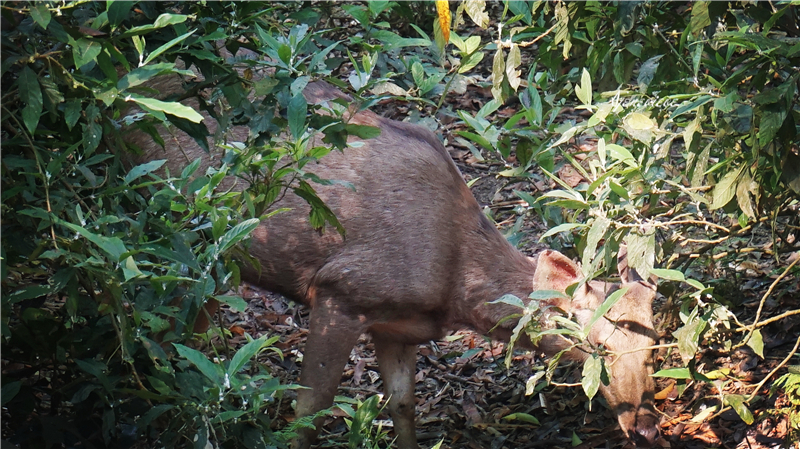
[123,79,661,448]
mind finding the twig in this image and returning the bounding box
[2,105,58,249]
[733,256,800,349]
[747,335,800,402]
[607,343,678,360]
[517,22,559,48]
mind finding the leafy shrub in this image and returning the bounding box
[1,2,357,447]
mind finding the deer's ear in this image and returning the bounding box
[534,250,581,293]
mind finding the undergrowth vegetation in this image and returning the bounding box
[2,1,798,448]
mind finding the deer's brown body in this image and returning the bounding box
[124,79,660,448]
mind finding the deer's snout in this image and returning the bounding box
[630,413,661,447]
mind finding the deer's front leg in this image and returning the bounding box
[293,298,364,449]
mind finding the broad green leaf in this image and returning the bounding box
[652,367,692,379]
[605,144,635,166]
[539,223,586,241]
[118,62,179,90]
[624,231,655,279]
[576,68,592,106]
[710,166,742,210]
[144,30,196,65]
[582,355,603,401]
[585,287,628,338]
[58,220,127,262]
[673,314,706,364]
[724,394,754,425]
[140,336,171,373]
[528,290,570,301]
[120,13,188,36]
[215,218,260,256]
[288,93,308,140]
[31,4,51,29]
[174,343,222,385]
[124,160,166,184]
[7,285,53,304]
[506,44,522,90]
[126,95,203,123]
[490,294,524,308]
[582,217,610,268]
[650,268,685,282]
[18,66,42,135]
[107,1,134,27]
[1,381,22,406]
[503,412,540,425]
[214,295,248,313]
[689,1,710,37]
[745,329,764,359]
[72,38,103,69]
[625,112,655,130]
[121,256,144,281]
[671,95,714,119]
[227,335,276,377]
[64,99,82,130]
[464,0,489,28]
[686,279,706,290]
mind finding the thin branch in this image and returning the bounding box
[733,256,800,350]
[747,335,800,403]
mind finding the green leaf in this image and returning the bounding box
[673,312,706,364]
[144,30,196,65]
[107,1,134,27]
[710,166,742,210]
[528,290,570,301]
[126,95,203,123]
[57,220,127,262]
[215,218,260,256]
[652,367,692,379]
[174,344,222,385]
[539,223,586,241]
[746,329,764,359]
[724,394,754,425]
[227,335,278,377]
[671,95,714,119]
[490,294,524,308]
[624,231,655,279]
[1,381,22,406]
[288,93,308,140]
[64,99,82,130]
[605,143,636,166]
[31,3,51,29]
[124,160,166,184]
[118,62,179,90]
[503,412,540,425]
[120,13,188,37]
[576,68,592,106]
[214,295,248,313]
[650,268,685,282]
[18,66,42,134]
[7,284,53,304]
[582,355,603,401]
[121,256,144,281]
[465,0,489,28]
[589,291,629,341]
[582,217,610,268]
[72,38,103,69]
